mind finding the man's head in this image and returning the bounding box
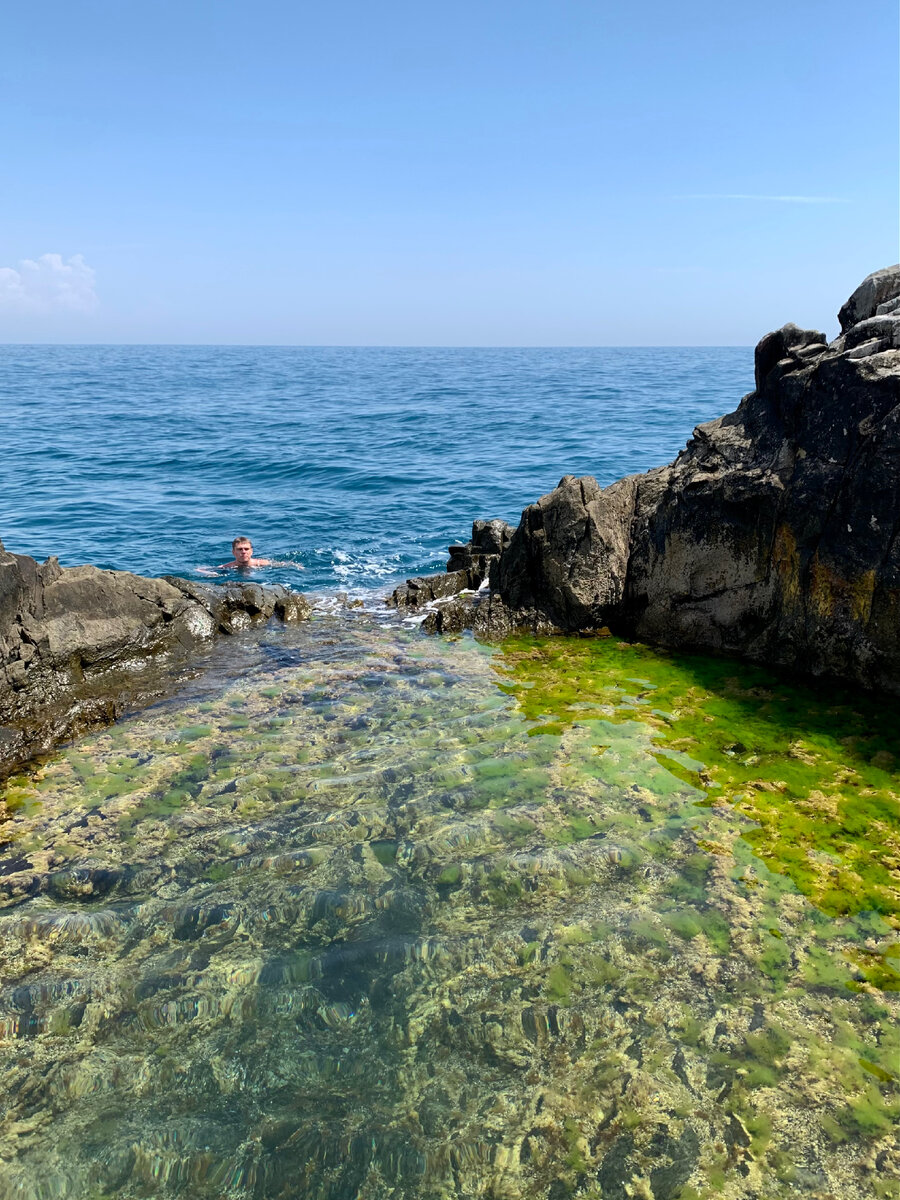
[232,536,253,566]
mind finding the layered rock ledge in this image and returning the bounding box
[386,519,514,616]
[391,266,900,694]
[0,548,310,776]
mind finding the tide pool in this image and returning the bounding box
[0,610,896,1199]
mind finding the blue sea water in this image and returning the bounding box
[1,345,753,591]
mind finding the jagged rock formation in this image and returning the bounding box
[0,546,311,775]
[386,519,513,613]
[392,266,900,693]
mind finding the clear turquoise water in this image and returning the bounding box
[0,345,752,588]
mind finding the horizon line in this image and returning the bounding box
[0,340,759,350]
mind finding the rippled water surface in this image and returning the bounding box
[0,344,752,589]
[1,611,897,1199]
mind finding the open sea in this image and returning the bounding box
[1,346,898,1200]
[0,345,754,589]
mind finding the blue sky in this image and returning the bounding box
[1,1,897,344]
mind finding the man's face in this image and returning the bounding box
[234,542,253,565]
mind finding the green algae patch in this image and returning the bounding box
[546,961,575,1004]
[174,724,214,743]
[845,944,900,992]
[2,775,44,816]
[497,636,900,928]
[371,839,398,866]
[833,1087,900,1139]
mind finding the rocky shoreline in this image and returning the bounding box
[391,266,900,695]
[4,266,899,778]
[0,548,310,778]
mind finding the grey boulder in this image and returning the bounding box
[392,265,900,695]
[0,548,311,776]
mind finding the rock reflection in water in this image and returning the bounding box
[0,614,897,1199]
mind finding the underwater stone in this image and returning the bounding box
[0,610,897,1200]
[648,1125,700,1200]
[46,864,123,900]
[596,1132,637,1200]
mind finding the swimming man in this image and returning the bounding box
[220,536,273,569]
[198,537,304,574]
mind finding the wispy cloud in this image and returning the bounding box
[674,193,847,204]
[0,253,98,313]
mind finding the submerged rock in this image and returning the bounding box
[393,266,900,693]
[0,549,311,776]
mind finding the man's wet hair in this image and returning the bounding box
[232,536,252,551]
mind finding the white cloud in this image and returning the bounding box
[675,194,847,204]
[0,253,98,313]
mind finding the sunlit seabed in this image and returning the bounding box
[0,613,898,1200]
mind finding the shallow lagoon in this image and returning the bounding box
[0,610,897,1199]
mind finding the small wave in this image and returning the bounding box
[333,556,400,582]
[301,546,412,596]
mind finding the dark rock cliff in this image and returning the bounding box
[391,266,900,693]
[0,548,310,775]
